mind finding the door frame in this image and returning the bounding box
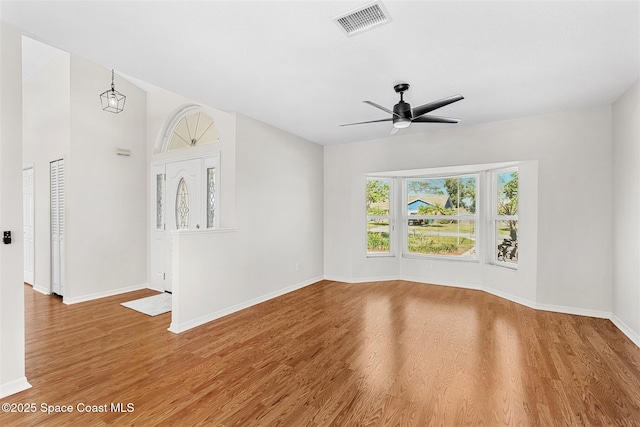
[23,167,35,285]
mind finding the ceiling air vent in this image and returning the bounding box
[333,1,391,37]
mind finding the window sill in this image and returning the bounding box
[366,252,396,258]
[171,227,237,235]
[488,261,518,271]
[402,253,479,263]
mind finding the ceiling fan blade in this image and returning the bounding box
[412,94,464,118]
[363,101,400,118]
[340,118,393,127]
[412,115,461,124]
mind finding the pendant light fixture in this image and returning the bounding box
[100,69,126,113]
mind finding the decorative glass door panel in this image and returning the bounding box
[176,178,190,229]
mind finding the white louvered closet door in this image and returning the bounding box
[50,159,65,296]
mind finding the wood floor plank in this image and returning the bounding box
[2,280,640,426]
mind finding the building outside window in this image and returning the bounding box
[404,175,477,259]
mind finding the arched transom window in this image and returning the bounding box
[168,112,219,151]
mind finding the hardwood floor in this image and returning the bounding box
[2,280,640,426]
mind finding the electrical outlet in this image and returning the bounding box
[295,262,300,271]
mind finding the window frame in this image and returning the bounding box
[491,167,519,268]
[402,173,479,261]
[366,177,395,257]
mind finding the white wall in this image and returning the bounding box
[22,51,70,294]
[325,106,612,315]
[170,114,324,332]
[612,80,640,346]
[63,56,148,303]
[22,53,148,302]
[0,22,31,398]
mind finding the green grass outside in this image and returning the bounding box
[407,233,475,256]
[367,231,390,252]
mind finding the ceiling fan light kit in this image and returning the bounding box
[341,82,463,134]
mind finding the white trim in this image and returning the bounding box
[23,167,35,286]
[168,276,323,333]
[610,315,640,348]
[63,283,149,305]
[324,275,400,284]
[399,275,481,290]
[0,377,32,398]
[482,285,537,310]
[169,227,237,236]
[366,253,396,259]
[32,283,50,295]
[402,253,479,263]
[536,302,610,319]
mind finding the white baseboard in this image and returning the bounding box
[482,286,538,310]
[63,283,149,305]
[168,276,323,334]
[324,275,403,284]
[536,302,610,319]
[32,283,50,295]
[610,314,640,348]
[400,275,481,291]
[0,377,31,398]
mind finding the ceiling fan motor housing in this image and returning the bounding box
[393,101,412,127]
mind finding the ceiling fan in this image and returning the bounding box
[341,83,464,135]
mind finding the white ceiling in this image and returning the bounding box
[1,1,638,145]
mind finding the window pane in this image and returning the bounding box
[497,170,518,216]
[367,221,390,253]
[407,219,476,257]
[206,167,215,228]
[496,220,518,264]
[407,177,476,216]
[156,174,164,230]
[367,179,390,216]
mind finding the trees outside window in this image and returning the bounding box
[366,178,393,254]
[495,169,518,265]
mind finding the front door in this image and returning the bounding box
[156,159,203,292]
